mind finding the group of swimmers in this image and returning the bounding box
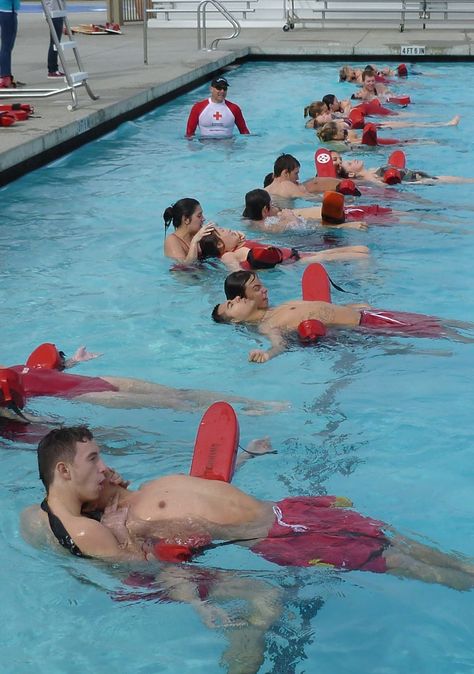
[11,67,474,667]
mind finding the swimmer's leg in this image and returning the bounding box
[78,379,288,415]
[384,536,474,590]
[390,534,474,575]
[301,246,370,263]
[385,551,474,591]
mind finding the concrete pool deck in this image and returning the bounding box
[1,8,474,185]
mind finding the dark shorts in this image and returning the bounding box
[251,497,389,573]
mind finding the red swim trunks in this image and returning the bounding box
[359,309,445,337]
[251,497,389,573]
[10,366,119,399]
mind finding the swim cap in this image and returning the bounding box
[298,320,327,343]
[383,168,402,185]
[336,179,361,197]
[321,191,345,224]
[0,368,26,409]
[26,343,63,370]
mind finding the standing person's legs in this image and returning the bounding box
[47,16,64,75]
[0,11,17,81]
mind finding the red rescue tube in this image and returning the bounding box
[314,148,336,177]
[0,103,34,114]
[361,123,399,146]
[347,107,365,129]
[360,99,395,117]
[397,63,408,77]
[388,150,406,169]
[345,204,393,219]
[0,368,26,409]
[386,96,411,106]
[189,401,239,482]
[383,168,402,185]
[336,179,361,197]
[298,319,327,344]
[301,263,331,302]
[153,542,195,563]
[0,112,15,127]
[26,343,63,370]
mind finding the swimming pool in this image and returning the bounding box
[1,60,474,673]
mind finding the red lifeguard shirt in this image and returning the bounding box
[185,98,250,138]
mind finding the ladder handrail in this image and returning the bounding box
[1,0,100,110]
[197,0,241,50]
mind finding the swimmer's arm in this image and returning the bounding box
[220,251,244,272]
[323,219,368,231]
[235,437,277,467]
[248,327,286,364]
[74,519,146,561]
[292,205,322,219]
[303,177,341,193]
[63,346,103,369]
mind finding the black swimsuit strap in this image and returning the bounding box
[41,499,87,558]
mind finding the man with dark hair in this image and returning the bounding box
[224,271,269,310]
[211,295,472,362]
[21,426,474,590]
[264,153,340,199]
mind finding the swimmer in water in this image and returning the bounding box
[197,226,369,272]
[21,425,474,593]
[0,343,288,417]
[211,295,473,363]
[264,153,341,197]
[242,188,367,232]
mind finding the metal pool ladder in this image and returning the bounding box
[0,0,98,111]
[197,0,241,51]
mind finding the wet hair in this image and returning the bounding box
[322,94,337,109]
[273,154,300,178]
[362,67,376,81]
[198,231,224,259]
[317,122,339,143]
[163,198,200,231]
[263,172,274,187]
[242,189,271,220]
[211,303,227,323]
[224,271,255,300]
[304,101,325,119]
[38,426,93,492]
[339,66,351,82]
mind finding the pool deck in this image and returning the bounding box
[1,9,474,184]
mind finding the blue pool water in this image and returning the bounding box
[1,61,474,673]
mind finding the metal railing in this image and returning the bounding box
[197,0,241,50]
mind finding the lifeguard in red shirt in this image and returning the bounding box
[185,76,250,139]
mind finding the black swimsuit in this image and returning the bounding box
[41,499,101,558]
